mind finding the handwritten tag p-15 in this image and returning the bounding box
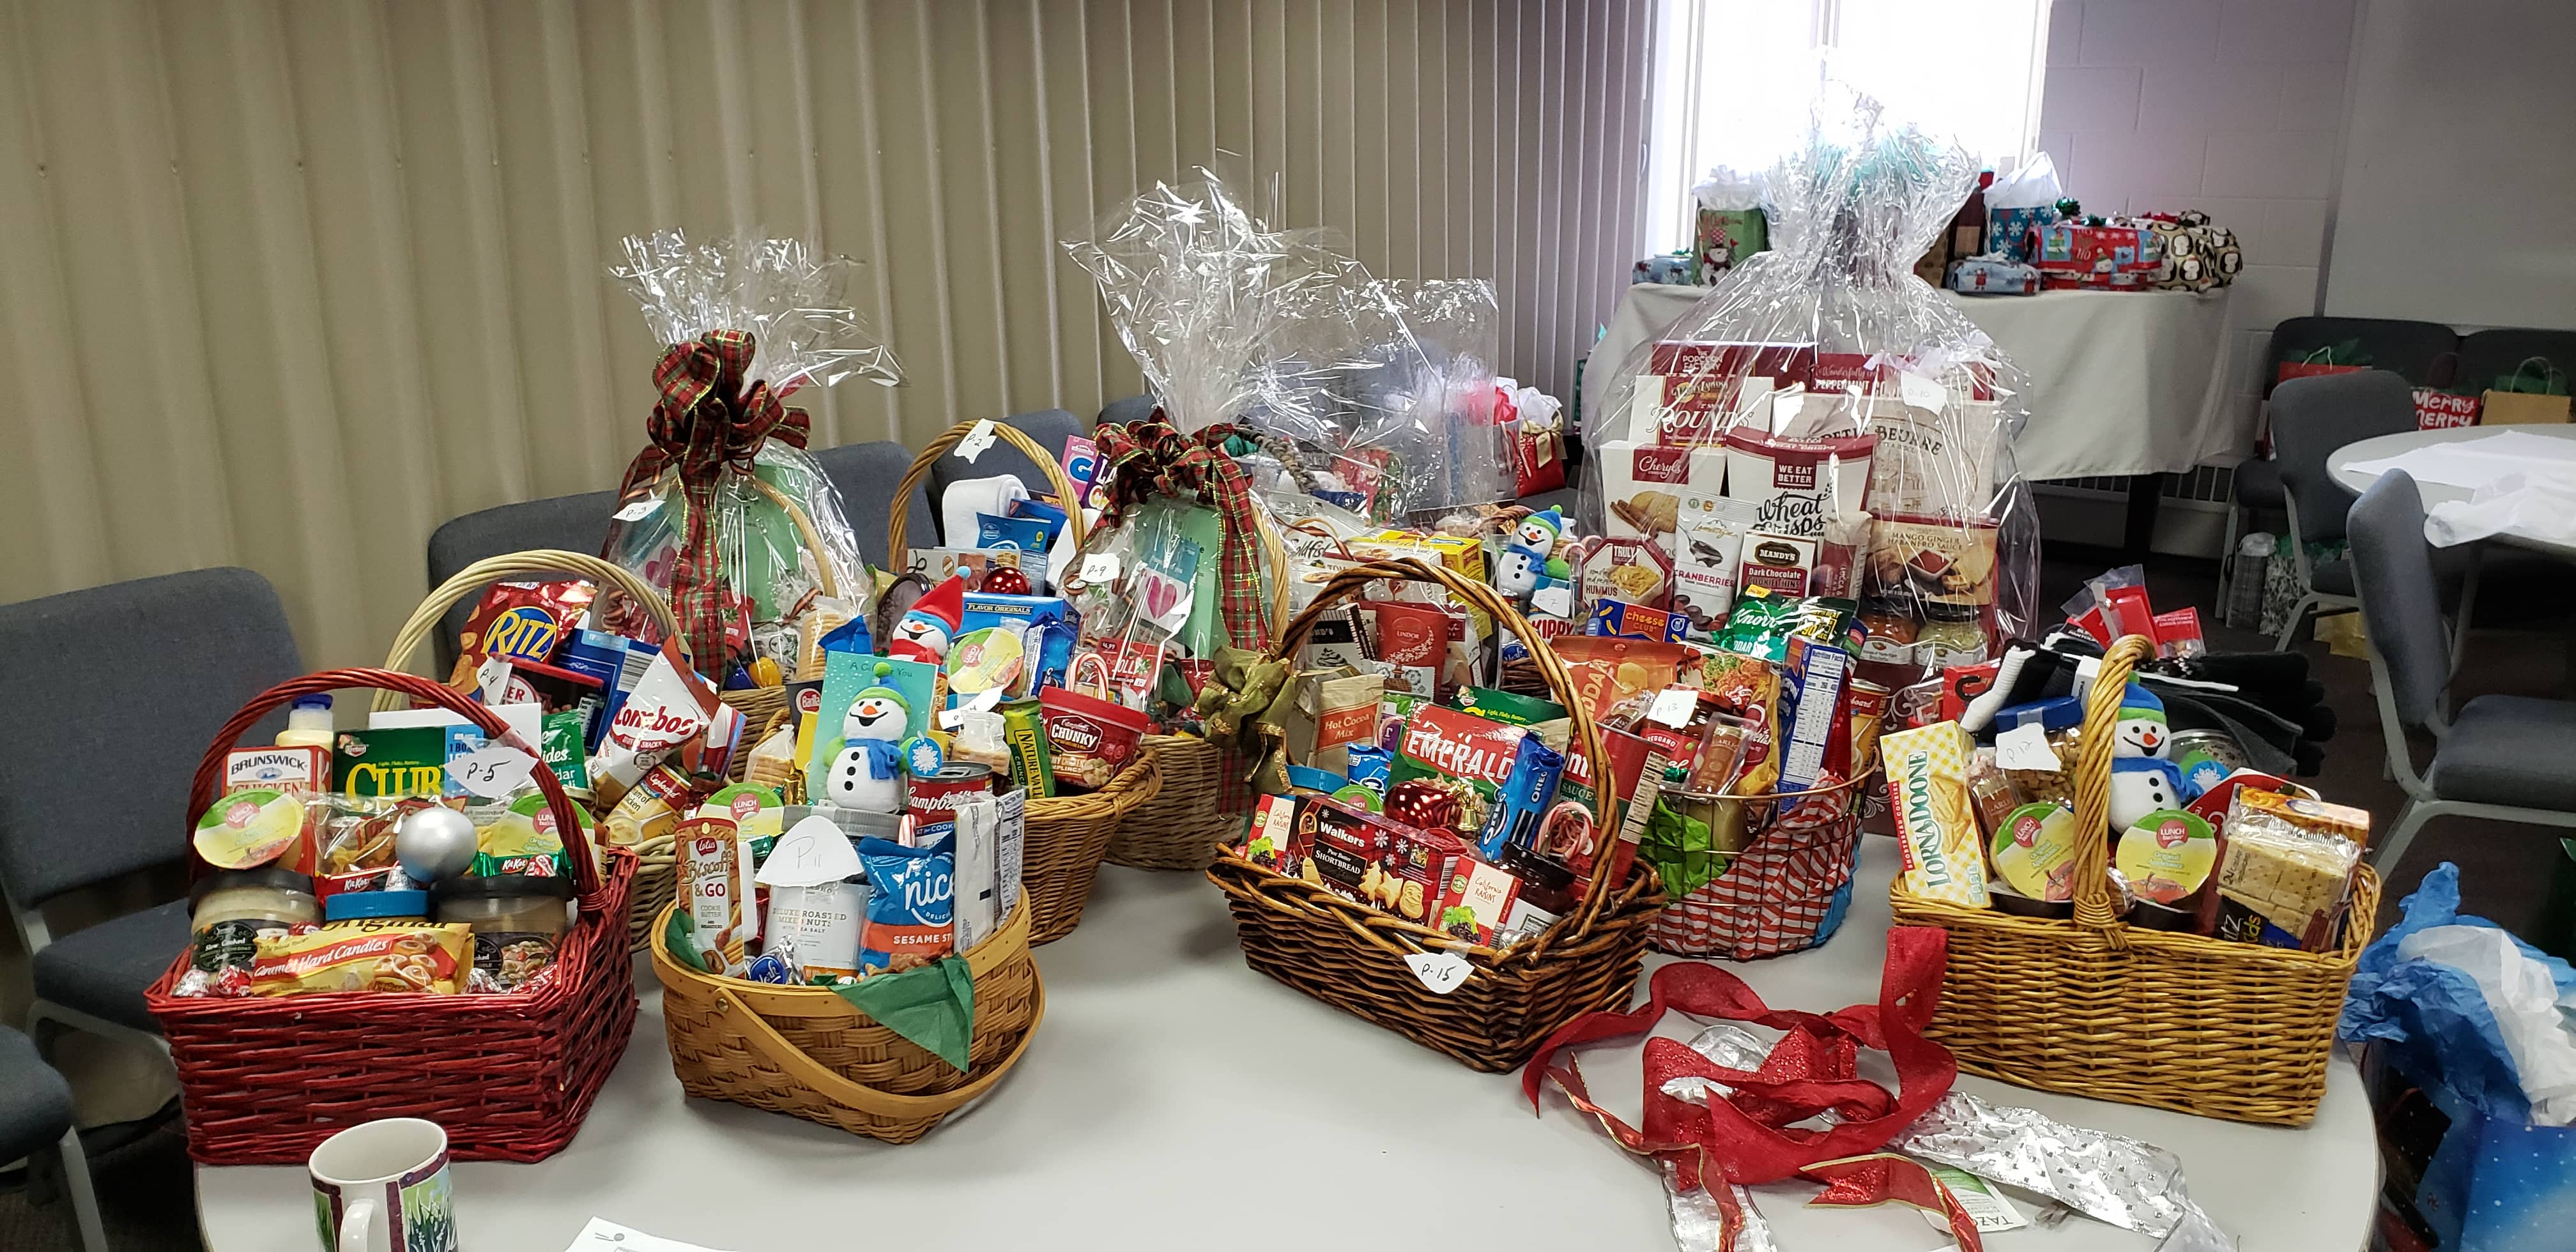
[1405,951,1474,995]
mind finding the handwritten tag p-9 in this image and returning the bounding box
[756,814,864,887]
[1404,951,1474,995]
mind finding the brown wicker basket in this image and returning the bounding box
[377,549,688,953]
[1204,557,1666,1073]
[649,896,1043,1143]
[1104,733,1245,871]
[1888,634,2380,1126]
[885,419,1163,943]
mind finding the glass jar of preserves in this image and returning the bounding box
[189,868,320,973]
[1915,602,1989,669]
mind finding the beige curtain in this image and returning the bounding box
[0,0,1652,668]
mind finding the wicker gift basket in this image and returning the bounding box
[376,548,705,952]
[146,670,637,1163]
[650,896,1043,1143]
[1888,634,2380,1126]
[1204,557,1666,1072]
[884,418,1162,943]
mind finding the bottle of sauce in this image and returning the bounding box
[277,694,334,749]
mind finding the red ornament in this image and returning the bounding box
[980,565,1032,596]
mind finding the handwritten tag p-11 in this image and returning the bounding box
[756,814,864,887]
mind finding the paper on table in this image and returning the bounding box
[2343,431,2576,494]
[565,1218,732,1252]
[2423,475,2576,549]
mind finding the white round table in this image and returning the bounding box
[2329,424,2576,559]
[195,840,2378,1251]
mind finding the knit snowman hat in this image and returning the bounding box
[1519,507,1565,544]
[855,660,910,714]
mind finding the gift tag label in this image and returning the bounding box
[1924,1168,2028,1233]
[1647,685,1699,728]
[1077,553,1122,584]
[955,418,999,463]
[474,655,515,705]
[611,498,661,522]
[1531,585,1574,618]
[756,814,864,887]
[1900,370,1949,414]
[1405,950,1474,995]
[1993,722,2062,772]
[449,744,537,799]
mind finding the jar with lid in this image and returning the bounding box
[323,889,432,925]
[435,876,575,990]
[1915,602,1989,669]
[1855,597,1920,666]
[190,868,320,972]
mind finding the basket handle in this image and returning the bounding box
[742,473,842,600]
[192,668,606,908]
[710,977,1046,1118]
[886,420,1092,561]
[2069,635,2157,935]
[376,549,687,712]
[1271,556,1623,930]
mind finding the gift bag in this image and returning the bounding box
[1982,152,2062,263]
[599,232,898,681]
[1506,381,1569,496]
[1690,165,1770,282]
[2481,357,2571,425]
[2275,340,2371,388]
[2415,387,2483,430]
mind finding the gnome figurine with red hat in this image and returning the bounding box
[888,574,965,664]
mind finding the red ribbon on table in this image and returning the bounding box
[614,329,809,672]
[1521,927,1984,1251]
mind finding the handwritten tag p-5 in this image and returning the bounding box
[449,744,537,800]
[1405,951,1474,995]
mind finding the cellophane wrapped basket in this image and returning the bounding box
[1580,84,2043,701]
[1890,637,2380,1126]
[146,670,636,1164]
[884,418,1167,942]
[599,231,895,719]
[1204,558,1666,1073]
[650,896,1043,1143]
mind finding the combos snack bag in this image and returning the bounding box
[250,920,473,996]
[1883,721,1988,907]
[589,641,718,807]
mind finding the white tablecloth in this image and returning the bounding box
[1586,284,2241,481]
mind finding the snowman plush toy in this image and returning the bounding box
[1492,544,1542,600]
[2105,683,2197,830]
[827,665,916,813]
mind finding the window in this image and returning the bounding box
[1641,0,2052,252]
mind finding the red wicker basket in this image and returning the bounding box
[145,669,638,1164]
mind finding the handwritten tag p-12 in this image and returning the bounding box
[1404,951,1474,995]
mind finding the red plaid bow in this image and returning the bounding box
[614,330,809,673]
[1091,414,1272,652]
[1522,928,1982,1251]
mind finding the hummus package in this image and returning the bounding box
[1579,81,2039,648]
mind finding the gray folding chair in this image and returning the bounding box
[2348,471,2576,877]
[1098,394,1157,427]
[0,569,303,1057]
[424,491,618,673]
[0,1025,104,1251]
[2267,369,2426,650]
[814,439,939,569]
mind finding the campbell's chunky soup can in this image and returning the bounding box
[1037,685,1152,791]
[905,763,994,843]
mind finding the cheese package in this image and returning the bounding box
[2211,790,2369,950]
[1883,721,1988,906]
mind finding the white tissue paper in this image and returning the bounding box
[1986,151,2064,210]
[2423,475,2576,550]
[2398,923,2576,1126]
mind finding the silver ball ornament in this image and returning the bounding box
[396,806,479,883]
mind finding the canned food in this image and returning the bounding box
[2166,729,2247,772]
[904,763,995,843]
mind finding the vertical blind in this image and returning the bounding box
[0,0,1652,667]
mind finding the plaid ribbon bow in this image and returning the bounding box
[615,329,809,671]
[1090,413,1272,652]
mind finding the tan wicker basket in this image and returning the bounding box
[378,548,688,953]
[1204,557,1666,1073]
[1889,634,2380,1126]
[1104,733,1242,871]
[649,897,1043,1143]
[887,420,1163,943]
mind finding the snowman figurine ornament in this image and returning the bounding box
[827,664,913,813]
[1492,544,1542,600]
[887,575,965,666]
[1514,508,1565,561]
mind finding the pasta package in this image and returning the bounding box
[1882,721,1988,906]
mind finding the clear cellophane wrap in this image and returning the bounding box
[599,231,898,680]
[1580,84,2041,689]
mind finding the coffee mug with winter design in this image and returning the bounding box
[307,1117,457,1252]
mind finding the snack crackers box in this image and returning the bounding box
[1598,441,1728,545]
